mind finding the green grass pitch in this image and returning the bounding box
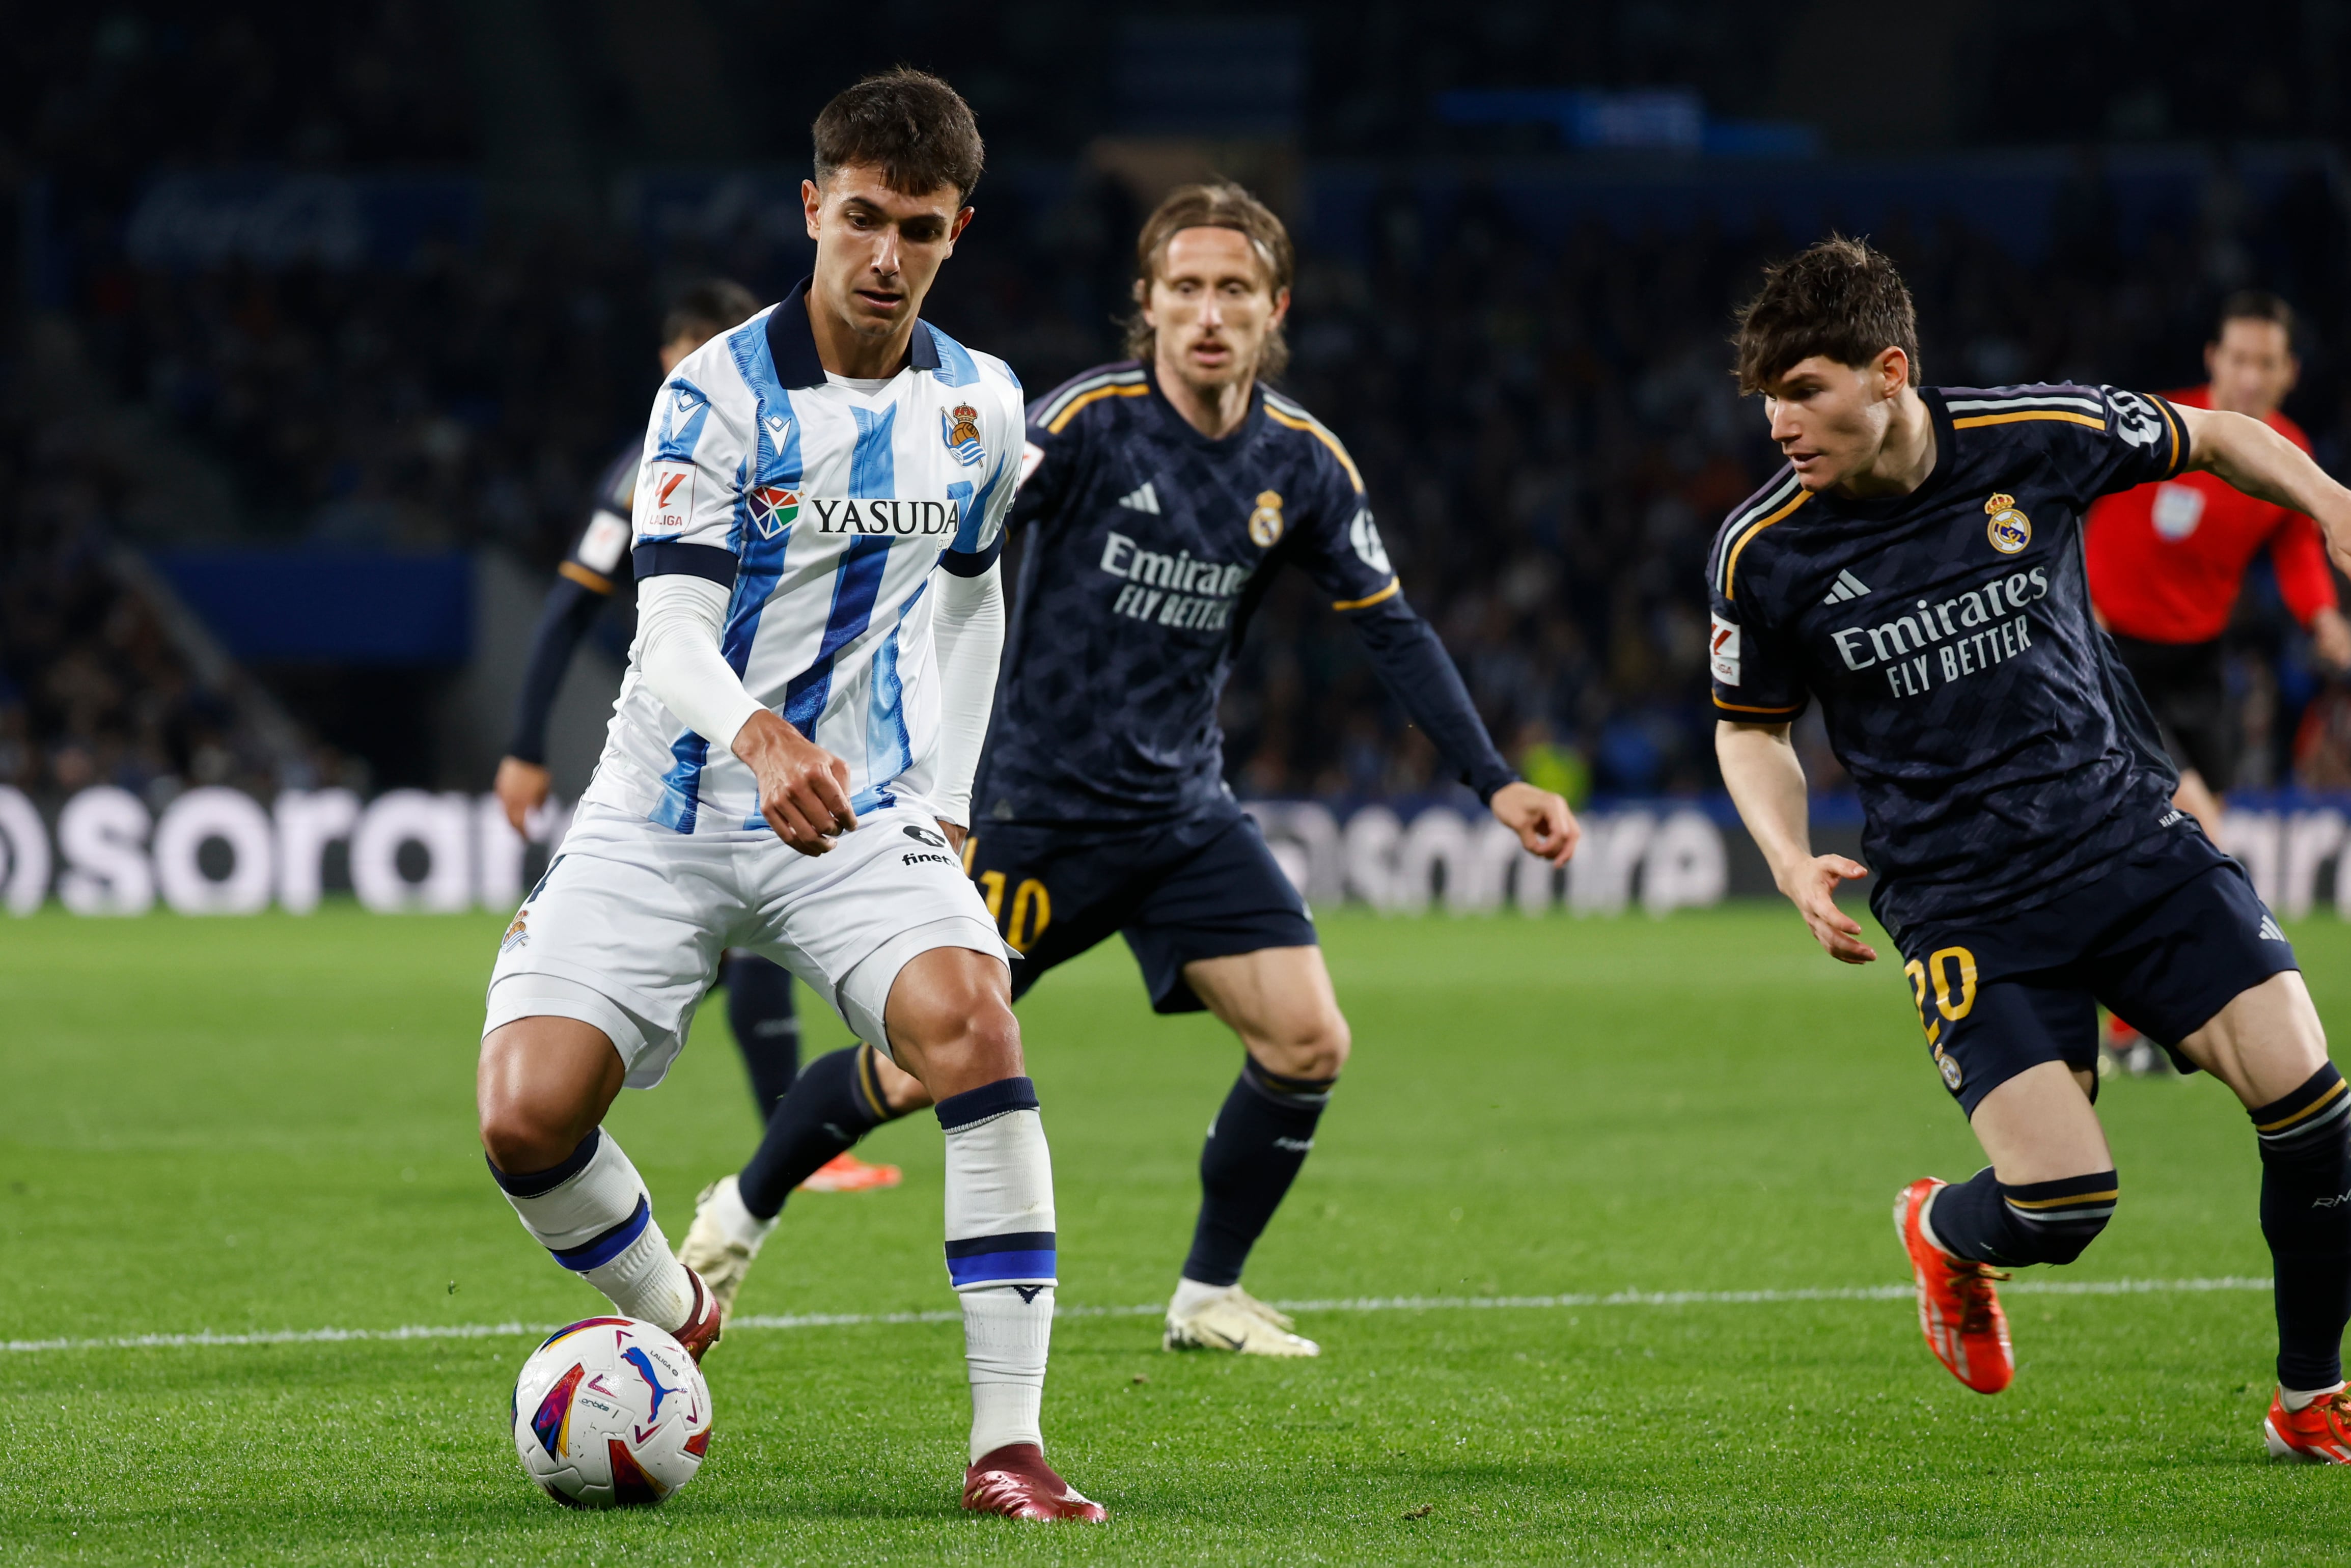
[4,902,2349,1565]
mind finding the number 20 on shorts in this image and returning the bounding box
[1903,946,1978,1046]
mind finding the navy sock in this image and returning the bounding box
[724,954,801,1118]
[1181,1059,1335,1288]
[1928,1166,2118,1268]
[737,1045,902,1219]
[2251,1063,2351,1390]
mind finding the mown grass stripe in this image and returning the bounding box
[1,1276,2273,1356]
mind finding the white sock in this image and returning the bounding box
[938,1077,1057,1464]
[706,1174,775,1253]
[964,1284,1053,1462]
[2282,1382,2347,1412]
[495,1129,695,1332]
[1171,1277,1231,1316]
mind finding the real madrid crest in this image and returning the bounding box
[1248,490,1285,548]
[941,402,985,467]
[1984,492,2031,555]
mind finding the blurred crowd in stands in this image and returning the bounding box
[2,1,2348,810]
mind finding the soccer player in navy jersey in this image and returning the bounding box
[1711,237,2351,1456]
[489,282,898,1192]
[680,182,1578,1357]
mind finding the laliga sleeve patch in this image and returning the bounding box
[641,461,696,536]
[578,511,631,574]
[1348,508,1390,572]
[1015,440,1046,492]
[1710,612,1741,686]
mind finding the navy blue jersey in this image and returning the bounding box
[978,362,1513,825]
[1707,382,2192,932]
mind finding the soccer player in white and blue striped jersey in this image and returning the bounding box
[474,70,1103,1522]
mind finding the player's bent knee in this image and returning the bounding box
[476,1016,625,1175]
[1251,1010,1350,1081]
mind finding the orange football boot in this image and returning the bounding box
[798,1152,903,1193]
[962,1443,1107,1522]
[1893,1178,2014,1393]
[2266,1387,2351,1462]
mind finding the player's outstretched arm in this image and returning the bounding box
[495,574,612,831]
[1716,720,1875,965]
[635,574,855,853]
[2178,404,2351,579]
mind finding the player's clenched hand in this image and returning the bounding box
[731,710,857,854]
[493,756,551,835]
[1784,854,1877,964]
[1489,781,1579,868]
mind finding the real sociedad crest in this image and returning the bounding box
[942,403,985,467]
[748,485,800,540]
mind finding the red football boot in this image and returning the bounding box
[2266,1387,2351,1462]
[670,1268,723,1364]
[1893,1178,2014,1394]
[962,1443,1107,1522]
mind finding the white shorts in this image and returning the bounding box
[484,802,1007,1087]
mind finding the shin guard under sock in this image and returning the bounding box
[938,1077,1057,1464]
[724,953,801,1117]
[2251,1062,2351,1390]
[488,1128,694,1330]
[737,1044,902,1219]
[1925,1166,2118,1268]
[1181,1059,1335,1289]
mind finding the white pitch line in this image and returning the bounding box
[0,1276,2274,1357]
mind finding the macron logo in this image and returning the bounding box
[1821,568,1872,605]
[1117,481,1161,514]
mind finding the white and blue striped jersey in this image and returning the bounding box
[580,282,1023,834]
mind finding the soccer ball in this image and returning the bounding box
[511,1316,712,1507]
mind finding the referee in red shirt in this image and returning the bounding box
[2087,291,2351,842]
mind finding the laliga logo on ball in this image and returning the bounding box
[1984,492,2032,555]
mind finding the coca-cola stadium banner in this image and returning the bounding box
[0,786,2345,920]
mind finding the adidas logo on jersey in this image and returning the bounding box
[1117,481,1161,514]
[2259,916,2288,944]
[1821,568,1871,605]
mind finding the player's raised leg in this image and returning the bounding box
[2167,972,2351,1459]
[847,943,1099,1522]
[1894,1059,2117,1394]
[477,1014,721,1358]
[1164,945,1346,1358]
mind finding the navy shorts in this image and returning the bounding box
[963,808,1316,1013]
[1890,819,2298,1116]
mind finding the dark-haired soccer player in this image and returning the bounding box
[478,69,1102,1520]
[1711,236,2351,1457]
[490,280,901,1190]
[681,182,1577,1358]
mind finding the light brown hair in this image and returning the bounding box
[1125,182,1295,380]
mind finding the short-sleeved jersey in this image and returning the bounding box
[1707,383,2192,932]
[580,281,1024,835]
[2085,386,2338,643]
[976,363,1401,825]
[561,446,642,598]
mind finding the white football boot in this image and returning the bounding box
[1163,1283,1320,1357]
[675,1176,773,1325]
